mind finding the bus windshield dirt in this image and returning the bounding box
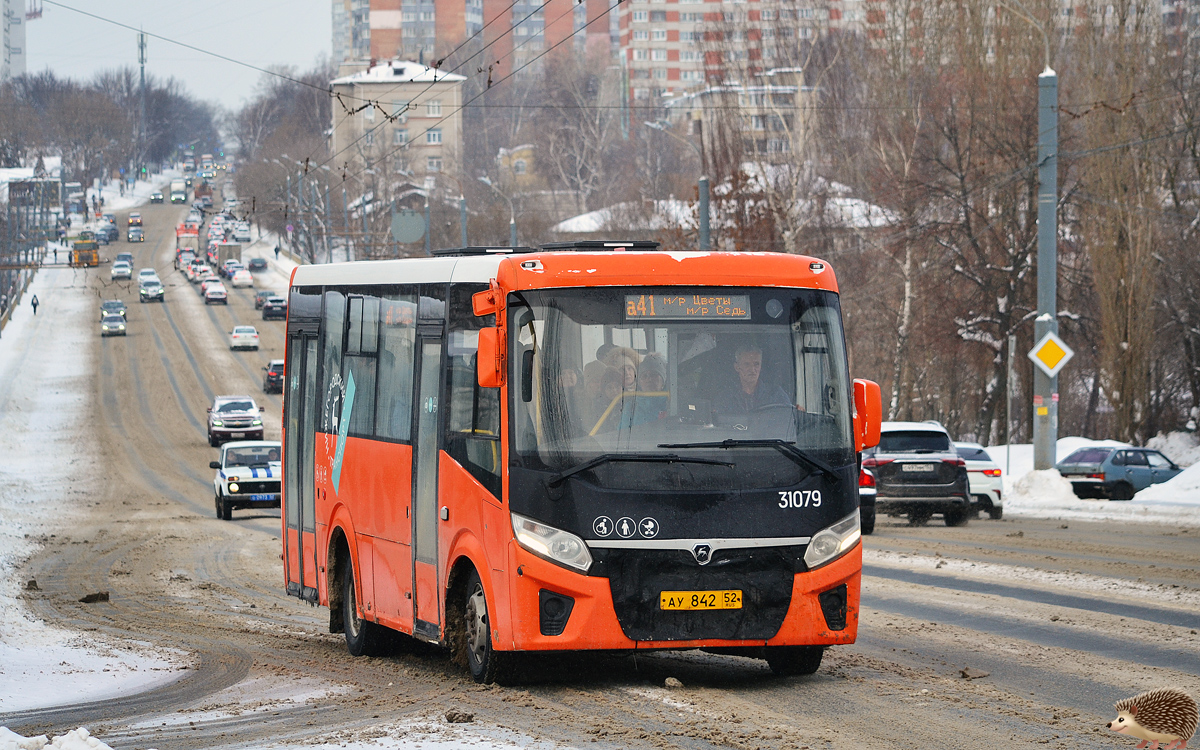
[509,287,855,483]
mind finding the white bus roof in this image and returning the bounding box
[291,255,507,287]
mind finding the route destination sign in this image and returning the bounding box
[625,293,751,320]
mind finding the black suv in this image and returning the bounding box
[262,360,285,393]
[863,421,971,526]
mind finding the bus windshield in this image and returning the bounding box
[510,287,855,479]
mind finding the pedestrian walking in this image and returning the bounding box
[274,245,280,260]
[30,294,39,316]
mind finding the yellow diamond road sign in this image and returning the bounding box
[1028,331,1074,378]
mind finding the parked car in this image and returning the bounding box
[206,395,265,446]
[1056,446,1182,501]
[263,359,285,393]
[127,227,144,242]
[99,299,127,321]
[150,191,164,204]
[210,440,282,520]
[954,442,1004,519]
[247,257,268,271]
[859,467,876,535]
[253,289,278,309]
[110,261,132,280]
[261,295,287,320]
[863,421,971,526]
[100,313,126,336]
[139,279,165,303]
[229,325,260,350]
[230,269,253,288]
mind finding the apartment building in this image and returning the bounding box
[329,61,466,181]
[618,0,864,101]
[333,0,613,81]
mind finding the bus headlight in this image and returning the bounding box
[803,511,861,570]
[511,512,592,573]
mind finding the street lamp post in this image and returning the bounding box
[1000,0,1058,470]
[643,120,709,251]
[479,176,517,247]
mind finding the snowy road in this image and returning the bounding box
[1,189,1198,749]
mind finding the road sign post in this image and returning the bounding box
[1029,327,1073,469]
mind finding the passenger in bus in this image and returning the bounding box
[714,343,790,414]
[590,367,626,433]
[601,346,641,391]
[621,353,669,428]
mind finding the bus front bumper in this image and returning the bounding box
[503,542,860,652]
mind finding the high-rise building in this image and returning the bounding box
[333,0,352,64]
[332,0,615,82]
[2,0,26,81]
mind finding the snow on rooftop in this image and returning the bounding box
[331,60,465,85]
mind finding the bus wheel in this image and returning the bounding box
[342,563,389,657]
[463,570,515,684]
[765,646,824,676]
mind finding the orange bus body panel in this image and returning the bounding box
[497,252,840,295]
[438,452,512,644]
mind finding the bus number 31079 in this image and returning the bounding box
[779,490,822,508]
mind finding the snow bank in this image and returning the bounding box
[0,267,182,713]
[1146,430,1200,468]
[985,436,1200,526]
[0,726,120,750]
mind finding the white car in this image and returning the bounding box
[233,223,252,242]
[137,268,159,284]
[111,261,132,280]
[229,325,260,350]
[209,440,281,520]
[954,442,1004,519]
[230,269,254,288]
[204,283,228,305]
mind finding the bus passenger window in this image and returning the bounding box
[321,290,346,434]
[446,290,501,496]
[375,292,417,441]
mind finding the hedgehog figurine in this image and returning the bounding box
[1107,688,1198,750]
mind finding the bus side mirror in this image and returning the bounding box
[477,327,504,388]
[853,379,882,451]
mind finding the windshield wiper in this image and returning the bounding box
[658,438,838,480]
[548,453,734,487]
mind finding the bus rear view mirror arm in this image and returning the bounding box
[853,379,882,451]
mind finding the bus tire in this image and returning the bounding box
[342,562,389,657]
[462,569,516,684]
[765,645,824,676]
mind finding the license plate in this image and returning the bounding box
[902,463,935,472]
[251,493,275,501]
[660,590,743,611]
[231,432,245,438]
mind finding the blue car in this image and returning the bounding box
[1056,447,1182,501]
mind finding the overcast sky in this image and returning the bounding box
[26,0,332,111]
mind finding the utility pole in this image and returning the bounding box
[459,194,468,248]
[1033,67,1058,470]
[138,32,147,179]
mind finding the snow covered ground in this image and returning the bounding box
[980,434,1200,526]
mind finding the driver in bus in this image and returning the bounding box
[714,343,790,414]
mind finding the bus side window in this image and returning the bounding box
[446,285,501,496]
[375,291,417,441]
[344,295,380,436]
[321,290,347,435]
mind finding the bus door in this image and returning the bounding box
[412,334,443,639]
[285,333,320,601]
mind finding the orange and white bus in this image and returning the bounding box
[282,241,881,683]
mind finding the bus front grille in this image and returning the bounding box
[596,547,800,642]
